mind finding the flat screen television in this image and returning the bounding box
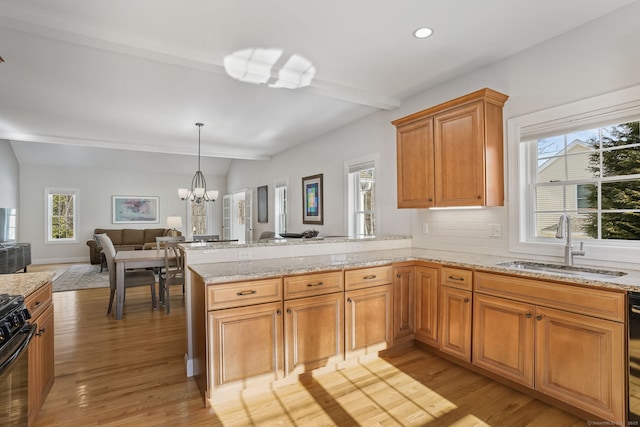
[0,208,17,243]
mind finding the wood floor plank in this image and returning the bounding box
[33,284,587,426]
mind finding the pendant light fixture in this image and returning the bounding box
[178,123,219,203]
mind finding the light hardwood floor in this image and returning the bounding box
[33,283,588,426]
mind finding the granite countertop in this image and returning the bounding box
[190,247,640,292]
[181,234,411,251]
[0,272,55,297]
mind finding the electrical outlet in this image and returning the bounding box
[422,223,429,234]
[238,249,251,260]
[353,243,363,251]
[489,224,502,237]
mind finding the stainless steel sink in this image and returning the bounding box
[497,261,626,280]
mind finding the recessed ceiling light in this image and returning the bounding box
[413,27,433,39]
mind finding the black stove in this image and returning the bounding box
[0,294,31,349]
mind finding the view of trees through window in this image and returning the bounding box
[533,120,640,241]
[49,192,75,240]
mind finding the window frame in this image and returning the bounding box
[345,154,378,237]
[507,84,640,264]
[45,187,79,244]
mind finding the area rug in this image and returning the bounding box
[52,264,110,292]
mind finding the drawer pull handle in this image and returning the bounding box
[236,290,257,296]
[306,282,324,287]
[363,275,377,280]
[525,313,532,318]
[448,276,464,282]
[30,300,43,310]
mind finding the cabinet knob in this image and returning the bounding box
[428,198,433,202]
[477,195,482,200]
[276,309,282,315]
[463,298,469,303]
[396,274,401,279]
[536,315,543,321]
[347,298,352,303]
[286,308,292,314]
[525,313,532,318]
[36,327,46,336]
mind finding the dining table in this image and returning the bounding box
[113,249,173,320]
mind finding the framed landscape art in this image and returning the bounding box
[112,196,159,224]
[302,174,323,225]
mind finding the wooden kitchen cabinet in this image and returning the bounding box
[414,265,439,346]
[284,292,343,376]
[474,271,625,423]
[439,285,472,362]
[208,301,283,396]
[392,265,415,342]
[344,266,393,359]
[473,293,535,387]
[392,88,508,208]
[26,282,54,426]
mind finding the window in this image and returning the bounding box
[275,180,288,237]
[507,85,640,263]
[46,188,78,243]
[346,156,377,237]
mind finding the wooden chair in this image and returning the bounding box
[155,235,185,250]
[158,241,185,314]
[95,233,157,315]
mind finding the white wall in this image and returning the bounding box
[20,164,226,263]
[227,2,640,262]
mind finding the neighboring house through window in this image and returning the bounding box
[507,85,640,263]
[46,188,78,243]
[346,155,377,237]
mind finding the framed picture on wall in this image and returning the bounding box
[257,185,268,223]
[112,196,159,224]
[302,174,323,225]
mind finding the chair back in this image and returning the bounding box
[156,235,185,249]
[163,241,185,284]
[95,233,117,290]
[258,231,275,241]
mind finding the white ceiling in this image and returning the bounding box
[0,0,636,174]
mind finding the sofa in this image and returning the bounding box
[86,228,179,264]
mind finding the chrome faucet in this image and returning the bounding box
[555,214,585,266]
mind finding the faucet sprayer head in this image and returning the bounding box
[555,214,567,239]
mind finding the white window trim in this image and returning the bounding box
[507,84,640,264]
[274,177,288,237]
[45,187,79,244]
[344,153,379,237]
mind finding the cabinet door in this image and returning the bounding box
[434,101,485,207]
[345,284,392,359]
[396,117,434,208]
[284,293,343,376]
[439,286,472,362]
[535,306,625,422]
[208,302,283,395]
[393,266,415,342]
[28,302,55,421]
[414,266,438,346]
[472,294,534,387]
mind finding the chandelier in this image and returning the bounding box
[178,123,219,203]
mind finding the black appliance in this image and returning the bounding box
[0,293,35,426]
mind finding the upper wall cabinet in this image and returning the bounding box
[392,88,509,208]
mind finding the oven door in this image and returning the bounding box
[0,323,36,426]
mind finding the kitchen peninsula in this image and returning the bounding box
[185,238,639,424]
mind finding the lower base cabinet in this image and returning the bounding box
[284,292,343,376]
[345,284,392,359]
[208,302,283,396]
[414,266,439,346]
[439,285,472,362]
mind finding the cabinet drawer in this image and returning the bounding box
[207,278,282,310]
[441,267,473,291]
[474,271,625,322]
[25,282,52,320]
[345,265,393,290]
[284,271,343,299]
